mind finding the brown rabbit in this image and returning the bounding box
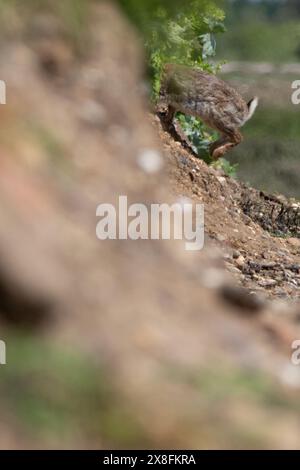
[159,64,258,160]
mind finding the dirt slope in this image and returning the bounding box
[156,118,300,302]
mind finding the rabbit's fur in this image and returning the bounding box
[160,64,258,159]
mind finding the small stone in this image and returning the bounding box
[288,238,300,248]
[261,262,277,269]
[232,250,241,259]
[278,249,289,256]
[217,176,226,185]
[249,261,262,272]
[235,255,245,267]
[290,264,300,272]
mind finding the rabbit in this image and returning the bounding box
[159,63,258,160]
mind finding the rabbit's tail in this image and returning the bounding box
[246,97,259,121]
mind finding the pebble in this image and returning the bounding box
[235,255,245,268]
[226,265,242,274]
[288,238,300,248]
[217,176,226,185]
[216,234,227,242]
[258,279,277,288]
[232,250,241,259]
[261,262,278,269]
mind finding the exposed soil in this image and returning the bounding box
[155,115,300,302]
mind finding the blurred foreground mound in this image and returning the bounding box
[0,1,300,449]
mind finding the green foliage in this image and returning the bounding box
[148,2,225,97]
[119,2,235,172]
[176,114,217,162]
[176,114,239,177]
[118,1,225,92]
[120,0,229,168]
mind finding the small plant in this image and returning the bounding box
[146,2,226,100]
[211,157,239,178]
[143,2,234,171]
[120,1,237,175]
[176,113,218,163]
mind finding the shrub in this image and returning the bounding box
[119,1,237,174]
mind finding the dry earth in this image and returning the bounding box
[158,119,300,302]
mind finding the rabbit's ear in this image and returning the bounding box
[246,97,259,120]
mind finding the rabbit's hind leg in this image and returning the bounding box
[210,129,243,160]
